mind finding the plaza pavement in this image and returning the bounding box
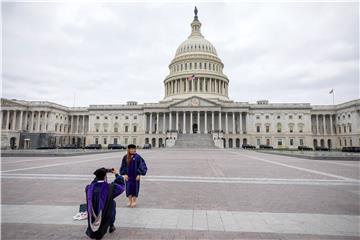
[1,148,359,239]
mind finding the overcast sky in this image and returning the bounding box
[2,2,359,107]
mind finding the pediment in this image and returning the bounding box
[170,96,220,108]
[1,98,26,108]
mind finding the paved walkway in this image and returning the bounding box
[1,149,359,239]
[2,204,359,237]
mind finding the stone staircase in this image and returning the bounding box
[173,134,215,148]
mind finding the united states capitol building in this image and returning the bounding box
[1,9,359,150]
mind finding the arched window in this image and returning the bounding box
[277,123,282,133]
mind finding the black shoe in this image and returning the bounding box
[109,225,116,233]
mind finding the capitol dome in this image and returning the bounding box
[175,37,218,57]
[163,7,230,102]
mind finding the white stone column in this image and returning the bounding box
[156,112,159,134]
[245,113,250,133]
[322,115,326,135]
[169,112,172,130]
[12,110,17,130]
[330,114,333,135]
[239,112,242,134]
[219,111,222,131]
[202,78,205,92]
[149,113,153,134]
[143,113,147,133]
[176,111,179,131]
[197,111,200,134]
[190,111,193,134]
[163,113,166,133]
[5,110,10,130]
[225,112,228,134]
[19,111,24,131]
[0,111,3,130]
[183,111,186,134]
[185,79,188,93]
[211,111,214,132]
[76,115,80,134]
[24,111,28,131]
[82,115,85,134]
[29,111,33,132]
[316,115,319,135]
[197,78,200,92]
[37,111,41,132]
[44,112,48,131]
[232,112,235,134]
[70,116,73,133]
[204,111,208,134]
[191,79,194,92]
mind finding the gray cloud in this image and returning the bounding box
[2,2,359,107]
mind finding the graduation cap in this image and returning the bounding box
[127,144,136,149]
[93,167,107,180]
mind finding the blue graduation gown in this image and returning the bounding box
[120,153,147,197]
[85,175,125,239]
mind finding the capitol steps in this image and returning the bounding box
[173,134,215,148]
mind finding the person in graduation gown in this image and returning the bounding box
[120,144,148,208]
[85,167,125,239]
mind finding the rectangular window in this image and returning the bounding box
[125,126,128,132]
[256,139,260,145]
[290,139,294,146]
[114,128,118,132]
[277,140,283,146]
[114,138,118,144]
[133,138,136,145]
[124,138,128,145]
[104,138,107,145]
[266,126,270,133]
[133,126,137,132]
[266,139,270,145]
[256,126,260,133]
[300,139,304,146]
[95,138,99,144]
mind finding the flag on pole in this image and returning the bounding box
[329,89,333,94]
[187,74,195,81]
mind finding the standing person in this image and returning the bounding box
[85,167,125,239]
[120,144,148,208]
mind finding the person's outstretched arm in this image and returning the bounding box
[111,168,125,198]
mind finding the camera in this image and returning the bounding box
[106,168,114,173]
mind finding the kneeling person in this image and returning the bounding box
[85,167,125,239]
